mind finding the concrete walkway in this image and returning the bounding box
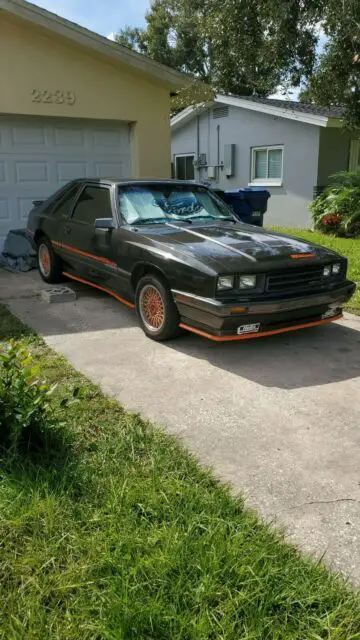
[2,269,360,583]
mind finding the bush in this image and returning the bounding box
[0,340,58,454]
[310,171,360,237]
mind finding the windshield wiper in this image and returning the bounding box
[167,216,192,224]
[129,217,167,225]
[187,214,217,220]
[221,216,237,222]
[187,214,235,222]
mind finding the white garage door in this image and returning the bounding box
[0,116,132,249]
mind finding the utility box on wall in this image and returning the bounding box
[224,144,236,177]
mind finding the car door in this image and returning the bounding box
[58,182,126,291]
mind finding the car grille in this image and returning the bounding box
[266,265,325,294]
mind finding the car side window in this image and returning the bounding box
[51,184,81,217]
[72,186,112,225]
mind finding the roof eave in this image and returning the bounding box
[171,103,211,130]
[0,0,189,91]
[215,95,331,127]
[170,94,342,129]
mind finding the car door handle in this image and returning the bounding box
[63,225,71,235]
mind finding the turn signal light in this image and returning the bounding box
[289,253,316,259]
[231,306,248,314]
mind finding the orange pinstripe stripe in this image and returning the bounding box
[179,313,342,342]
[62,271,135,309]
[52,240,117,267]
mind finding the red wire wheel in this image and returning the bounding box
[139,284,166,332]
[38,243,51,277]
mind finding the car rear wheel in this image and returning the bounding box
[37,236,62,284]
[136,275,180,341]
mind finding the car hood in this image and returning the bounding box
[136,221,338,273]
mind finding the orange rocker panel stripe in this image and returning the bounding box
[63,271,135,309]
[179,314,342,342]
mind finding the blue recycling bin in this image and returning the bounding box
[217,188,271,226]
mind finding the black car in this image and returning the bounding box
[27,179,356,342]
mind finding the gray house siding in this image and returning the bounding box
[171,106,321,228]
[171,119,197,157]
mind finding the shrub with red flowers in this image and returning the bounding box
[322,214,342,227]
[310,171,360,237]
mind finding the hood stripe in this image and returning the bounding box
[165,223,257,263]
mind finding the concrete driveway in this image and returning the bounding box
[2,269,360,583]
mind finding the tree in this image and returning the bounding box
[301,0,360,128]
[204,0,321,96]
[117,0,360,126]
[117,0,322,107]
[117,0,208,77]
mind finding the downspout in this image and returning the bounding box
[217,124,220,183]
[196,115,200,157]
[208,109,211,162]
[196,115,200,181]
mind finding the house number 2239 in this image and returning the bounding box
[31,89,76,105]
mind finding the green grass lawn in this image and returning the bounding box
[1,305,360,639]
[272,228,360,315]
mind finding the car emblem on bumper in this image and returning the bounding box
[237,323,261,335]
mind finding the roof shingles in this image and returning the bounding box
[230,95,345,119]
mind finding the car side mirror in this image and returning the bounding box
[33,200,44,207]
[95,218,114,230]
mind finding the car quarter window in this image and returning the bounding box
[72,186,112,225]
[51,184,81,217]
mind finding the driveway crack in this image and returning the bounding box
[284,498,360,511]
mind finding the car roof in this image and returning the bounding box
[70,178,204,187]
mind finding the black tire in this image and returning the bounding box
[136,274,181,341]
[37,236,62,284]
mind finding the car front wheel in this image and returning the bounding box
[136,275,180,341]
[37,236,62,284]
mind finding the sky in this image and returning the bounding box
[32,0,150,39]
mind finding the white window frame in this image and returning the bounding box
[174,153,195,181]
[249,145,284,187]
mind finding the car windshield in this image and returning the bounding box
[118,185,235,225]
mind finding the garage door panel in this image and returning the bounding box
[54,127,85,147]
[0,201,10,220]
[0,162,6,182]
[56,161,88,182]
[12,124,47,147]
[94,161,125,177]
[94,128,128,148]
[16,161,49,183]
[0,116,131,249]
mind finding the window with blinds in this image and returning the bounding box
[251,146,283,184]
[174,155,195,180]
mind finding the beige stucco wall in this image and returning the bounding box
[0,14,171,178]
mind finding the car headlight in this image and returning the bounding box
[323,265,331,277]
[217,275,234,291]
[332,263,341,275]
[239,275,257,289]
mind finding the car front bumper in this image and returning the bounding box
[172,281,356,341]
